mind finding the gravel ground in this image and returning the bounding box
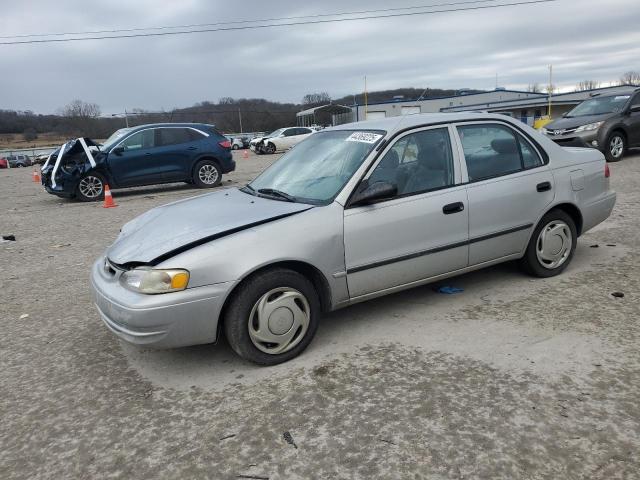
[1,149,639,479]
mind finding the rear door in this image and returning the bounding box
[108,129,160,186]
[155,127,203,181]
[453,122,554,265]
[344,125,469,298]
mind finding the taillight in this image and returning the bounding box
[219,140,231,149]
[605,164,610,178]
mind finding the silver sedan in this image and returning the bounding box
[91,113,616,365]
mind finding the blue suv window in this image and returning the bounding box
[121,129,155,151]
[158,128,196,146]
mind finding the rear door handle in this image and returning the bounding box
[537,181,552,192]
[442,202,465,214]
[187,146,197,150]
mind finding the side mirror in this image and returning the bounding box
[112,146,124,155]
[351,181,398,206]
[630,105,640,113]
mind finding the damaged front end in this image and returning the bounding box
[41,138,106,198]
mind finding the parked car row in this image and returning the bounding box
[250,127,315,154]
[0,153,33,168]
[41,123,235,201]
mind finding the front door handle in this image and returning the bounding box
[537,181,552,192]
[442,202,465,214]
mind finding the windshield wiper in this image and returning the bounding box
[257,188,297,202]
[240,184,257,196]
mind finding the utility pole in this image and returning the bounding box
[548,65,553,119]
[238,108,243,134]
[124,108,130,128]
[364,76,368,121]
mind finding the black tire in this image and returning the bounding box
[604,131,626,162]
[519,209,577,278]
[223,268,320,365]
[255,146,263,155]
[265,142,276,154]
[232,144,239,150]
[192,159,222,188]
[76,172,106,202]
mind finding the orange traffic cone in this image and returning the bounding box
[103,184,117,208]
[242,149,249,159]
[32,168,41,183]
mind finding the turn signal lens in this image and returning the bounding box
[120,268,190,294]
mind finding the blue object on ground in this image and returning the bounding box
[436,286,464,294]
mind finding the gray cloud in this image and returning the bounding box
[1,0,639,114]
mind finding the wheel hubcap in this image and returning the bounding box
[79,176,103,198]
[536,220,572,269]
[248,287,310,355]
[198,164,219,185]
[610,136,624,158]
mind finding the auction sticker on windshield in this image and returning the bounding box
[346,132,383,144]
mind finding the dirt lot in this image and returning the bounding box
[1,149,639,479]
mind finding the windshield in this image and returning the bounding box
[247,129,385,204]
[567,95,630,117]
[265,128,285,138]
[101,128,132,150]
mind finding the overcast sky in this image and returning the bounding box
[2,0,639,115]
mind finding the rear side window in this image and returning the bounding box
[158,128,193,146]
[457,124,542,181]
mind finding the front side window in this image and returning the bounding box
[121,129,155,151]
[247,130,384,204]
[457,124,541,180]
[368,127,454,196]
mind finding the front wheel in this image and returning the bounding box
[265,142,276,154]
[232,144,239,150]
[605,132,626,162]
[519,209,577,278]
[76,172,106,202]
[223,268,320,365]
[193,159,222,188]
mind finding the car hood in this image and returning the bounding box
[546,113,614,130]
[107,188,313,265]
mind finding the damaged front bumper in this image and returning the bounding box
[90,257,233,348]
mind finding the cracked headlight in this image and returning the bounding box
[120,268,190,294]
[575,121,604,133]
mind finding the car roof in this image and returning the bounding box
[127,122,216,131]
[325,112,522,135]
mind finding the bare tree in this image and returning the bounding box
[544,84,558,94]
[302,92,331,107]
[61,99,101,119]
[527,83,542,93]
[576,80,600,91]
[620,71,640,86]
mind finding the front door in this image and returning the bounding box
[108,129,162,187]
[344,126,469,298]
[454,122,555,265]
[624,93,640,147]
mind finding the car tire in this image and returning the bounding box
[265,142,276,154]
[76,172,106,202]
[519,209,577,278]
[192,159,222,188]
[223,268,321,365]
[604,131,626,162]
[232,144,239,150]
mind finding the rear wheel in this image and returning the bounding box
[232,144,239,150]
[223,268,320,365]
[519,209,577,277]
[76,172,106,202]
[605,132,626,162]
[193,159,222,188]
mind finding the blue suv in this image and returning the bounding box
[41,123,235,201]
